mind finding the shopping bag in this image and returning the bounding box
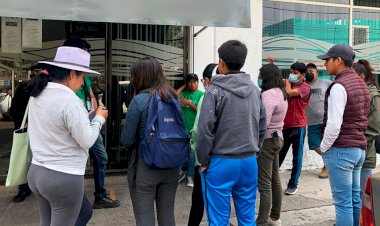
[6,100,32,187]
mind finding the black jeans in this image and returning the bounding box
[188,166,204,226]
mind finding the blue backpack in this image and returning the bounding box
[140,92,190,169]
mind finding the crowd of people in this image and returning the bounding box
[12,36,380,226]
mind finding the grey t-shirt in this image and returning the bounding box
[306,78,333,125]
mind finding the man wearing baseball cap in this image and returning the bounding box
[317,44,370,226]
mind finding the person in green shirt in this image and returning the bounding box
[187,63,218,226]
[76,75,97,110]
[64,37,120,211]
[176,73,204,187]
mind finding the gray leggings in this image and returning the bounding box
[27,164,84,226]
[128,155,179,226]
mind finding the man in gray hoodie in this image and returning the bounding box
[197,40,267,226]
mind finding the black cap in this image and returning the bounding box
[186,73,198,82]
[317,44,355,61]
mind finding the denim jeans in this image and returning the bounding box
[279,127,306,188]
[89,134,108,199]
[187,151,195,177]
[75,194,93,226]
[322,147,365,226]
[360,167,373,198]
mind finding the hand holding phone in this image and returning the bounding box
[96,106,108,119]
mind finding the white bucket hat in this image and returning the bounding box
[39,46,100,75]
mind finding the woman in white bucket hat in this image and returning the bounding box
[26,46,108,226]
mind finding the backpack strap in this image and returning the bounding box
[144,92,159,137]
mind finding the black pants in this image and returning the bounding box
[188,166,204,226]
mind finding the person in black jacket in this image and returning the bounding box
[9,63,40,202]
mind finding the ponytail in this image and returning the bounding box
[26,65,81,97]
[26,73,51,97]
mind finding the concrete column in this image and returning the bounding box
[193,0,263,83]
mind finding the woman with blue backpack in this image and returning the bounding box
[121,57,190,226]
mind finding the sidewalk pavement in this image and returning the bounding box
[0,169,343,226]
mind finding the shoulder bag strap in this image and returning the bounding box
[20,98,31,130]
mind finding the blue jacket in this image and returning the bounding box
[121,92,150,149]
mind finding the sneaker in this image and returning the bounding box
[186,176,194,187]
[285,185,298,195]
[93,196,120,209]
[267,217,282,226]
[13,190,31,203]
[319,167,328,179]
[178,170,186,183]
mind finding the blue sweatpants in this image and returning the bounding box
[201,155,258,226]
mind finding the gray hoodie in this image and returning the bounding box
[196,73,267,167]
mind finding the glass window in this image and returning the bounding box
[353,9,380,75]
[111,24,186,163]
[263,1,349,79]
[302,0,349,4]
[354,0,380,7]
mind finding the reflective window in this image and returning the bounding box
[353,9,380,74]
[263,1,349,78]
[302,0,349,4]
[354,0,380,7]
[0,18,186,172]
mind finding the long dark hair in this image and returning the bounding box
[259,64,288,100]
[131,57,177,101]
[26,65,82,97]
[353,59,379,89]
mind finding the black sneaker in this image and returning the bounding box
[285,185,298,195]
[13,190,32,203]
[93,196,120,209]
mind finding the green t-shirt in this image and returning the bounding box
[190,95,204,166]
[180,89,204,132]
[75,76,92,108]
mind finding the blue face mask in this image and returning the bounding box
[289,74,299,84]
[258,79,262,88]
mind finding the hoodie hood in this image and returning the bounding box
[368,84,379,97]
[210,73,255,98]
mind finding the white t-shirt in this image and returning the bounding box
[28,82,105,175]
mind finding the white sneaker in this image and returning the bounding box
[268,217,281,226]
[186,176,194,187]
